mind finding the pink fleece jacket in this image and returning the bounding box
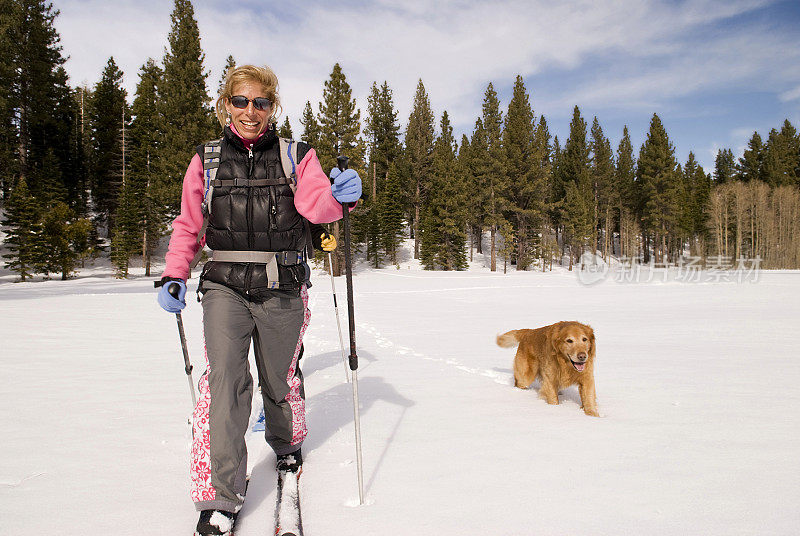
[162,128,350,280]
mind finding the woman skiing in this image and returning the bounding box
[156,64,361,535]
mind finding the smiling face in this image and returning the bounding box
[224,81,272,140]
[554,323,595,372]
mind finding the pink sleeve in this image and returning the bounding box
[162,154,205,280]
[293,148,355,224]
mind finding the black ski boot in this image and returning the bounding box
[276,449,303,473]
[195,509,237,536]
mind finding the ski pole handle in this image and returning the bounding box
[167,284,181,298]
[337,156,349,172]
[167,284,194,379]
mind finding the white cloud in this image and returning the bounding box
[550,24,800,113]
[779,85,800,102]
[53,0,794,137]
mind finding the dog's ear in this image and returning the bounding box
[551,323,562,354]
[588,326,596,358]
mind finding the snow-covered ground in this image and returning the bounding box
[1,246,798,535]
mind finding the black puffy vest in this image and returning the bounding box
[199,126,311,299]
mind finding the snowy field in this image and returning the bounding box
[1,249,799,535]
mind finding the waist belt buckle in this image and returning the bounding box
[276,251,299,265]
[234,178,248,187]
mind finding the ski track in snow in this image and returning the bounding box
[358,321,513,386]
[0,473,46,488]
[302,292,512,387]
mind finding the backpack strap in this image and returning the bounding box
[278,137,314,260]
[190,138,222,270]
[278,137,298,193]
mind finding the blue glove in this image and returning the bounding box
[157,279,187,313]
[330,168,362,204]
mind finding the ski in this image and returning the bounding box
[274,469,303,536]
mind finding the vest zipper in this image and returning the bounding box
[247,147,254,249]
[269,187,278,231]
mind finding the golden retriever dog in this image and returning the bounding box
[497,322,598,416]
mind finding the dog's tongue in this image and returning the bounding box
[574,362,586,372]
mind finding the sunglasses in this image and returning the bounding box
[229,95,272,111]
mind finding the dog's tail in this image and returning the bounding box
[496,330,523,348]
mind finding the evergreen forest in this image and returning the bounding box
[2,0,800,281]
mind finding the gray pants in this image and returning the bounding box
[190,281,310,512]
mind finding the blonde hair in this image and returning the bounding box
[215,64,282,129]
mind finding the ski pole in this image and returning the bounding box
[338,155,365,505]
[328,251,351,384]
[168,284,197,412]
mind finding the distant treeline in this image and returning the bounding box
[2,0,799,281]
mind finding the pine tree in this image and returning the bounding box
[737,131,763,183]
[112,187,139,277]
[681,152,710,256]
[111,107,138,277]
[714,148,736,183]
[129,58,164,276]
[89,56,128,240]
[405,79,435,260]
[300,101,321,147]
[530,116,552,266]
[563,179,593,267]
[549,135,563,248]
[365,82,402,181]
[458,134,473,259]
[590,117,615,258]
[559,106,593,266]
[502,75,537,269]
[381,156,407,266]
[638,113,681,262]
[2,176,41,281]
[364,81,402,267]
[38,201,92,280]
[218,54,235,94]
[158,0,214,218]
[13,0,64,181]
[362,83,384,267]
[317,63,362,173]
[762,120,799,187]
[420,111,467,270]
[480,82,507,271]
[464,118,489,257]
[8,0,75,205]
[316,63,363,275]
[615,126,638,258]
[278,116,293,138]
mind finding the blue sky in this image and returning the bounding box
[54,0,800,173]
